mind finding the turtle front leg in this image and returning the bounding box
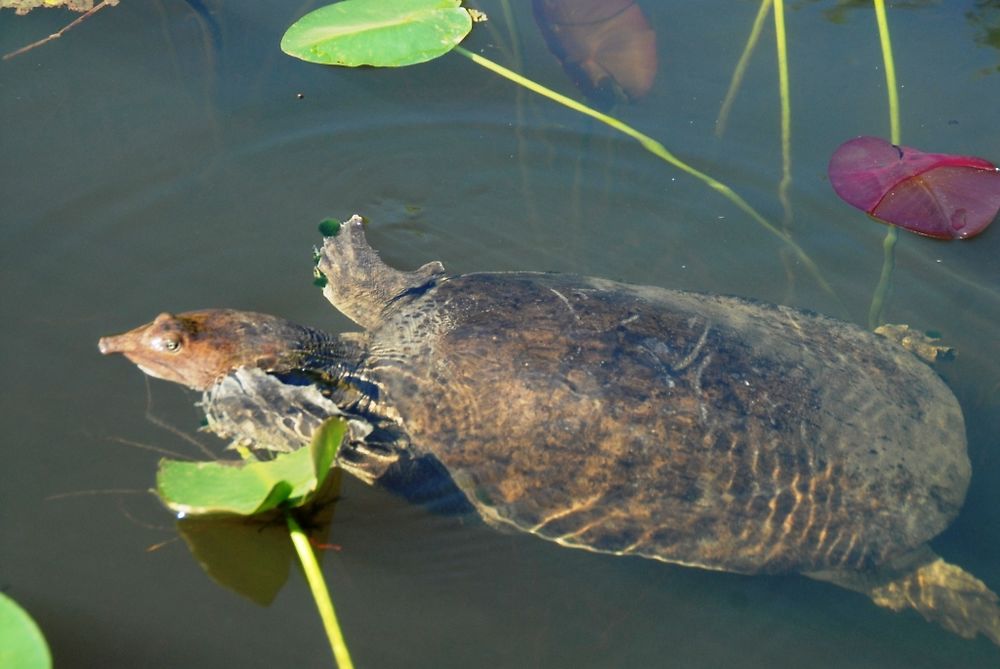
[318,215,445,329]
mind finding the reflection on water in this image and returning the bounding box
[1,1,998,667]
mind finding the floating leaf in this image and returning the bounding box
[155,417,346,516]
[175,471,342,605]
[828,136,1000,239]
[533,0,657,106]
[280,0,473,68]
[0,592,51,669]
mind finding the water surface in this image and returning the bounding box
[2,1,999,666]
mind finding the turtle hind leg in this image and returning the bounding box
[318,215,445,330]
[869,552,1000,646]
[807,546,1000,646]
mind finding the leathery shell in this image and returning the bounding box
[361,271,968,574]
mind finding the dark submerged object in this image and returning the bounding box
[533,0,657,106]
[100,216,999,644]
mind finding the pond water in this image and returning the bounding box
[2,1,999,666]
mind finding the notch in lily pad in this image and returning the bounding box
[828,136,1000,240]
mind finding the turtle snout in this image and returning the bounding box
[98,334,129,355]
[97,337,121,355]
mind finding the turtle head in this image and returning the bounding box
[99,310,315,391]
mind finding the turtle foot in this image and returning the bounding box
[318,215,445,329]
[809,547,1000,646]
[874,323,956,363]
[868,555,1000,646]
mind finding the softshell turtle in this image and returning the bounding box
[100,215,999,644]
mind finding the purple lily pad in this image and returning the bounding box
[828,135,1000,239]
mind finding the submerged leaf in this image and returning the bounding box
[533,0,657,106]
[828,136,1000,239]
[177,514,296,605]
[280,0,473,68]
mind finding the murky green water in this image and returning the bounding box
[2,1,998,666]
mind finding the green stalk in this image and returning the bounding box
[773,0,793,226]
[870,227,897,327]
[716,0,772,137]
[453,45,835,299]
[874,1,901,145]
[286,512,354,669]
[868,0,901,329]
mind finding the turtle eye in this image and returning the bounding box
[153,335,183,353]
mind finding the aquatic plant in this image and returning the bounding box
[155,418,354,669]
[829,135,1000,240]
[280,0,833,297]
[712,0,1000,327]
[0,592,51,669]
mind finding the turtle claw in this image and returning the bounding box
[318,215,446,329]
[874,323,956,364]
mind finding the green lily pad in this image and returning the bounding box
[155,417,346,517]
[280,0,473,67]
[175,471,342,605]
[0,592,51,669]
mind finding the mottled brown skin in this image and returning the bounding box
[310,218,970,574]
[98,310,331,390]
[361,272,968,574]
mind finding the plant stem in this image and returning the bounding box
[716,0,772,138]
[868,0,901,329]
[773,0,793,227]
[286,512,354,669]
[453,46,836,299]
[874,2,901,146]
[869,226,897,329]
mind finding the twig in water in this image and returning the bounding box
[3,0,118,62]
